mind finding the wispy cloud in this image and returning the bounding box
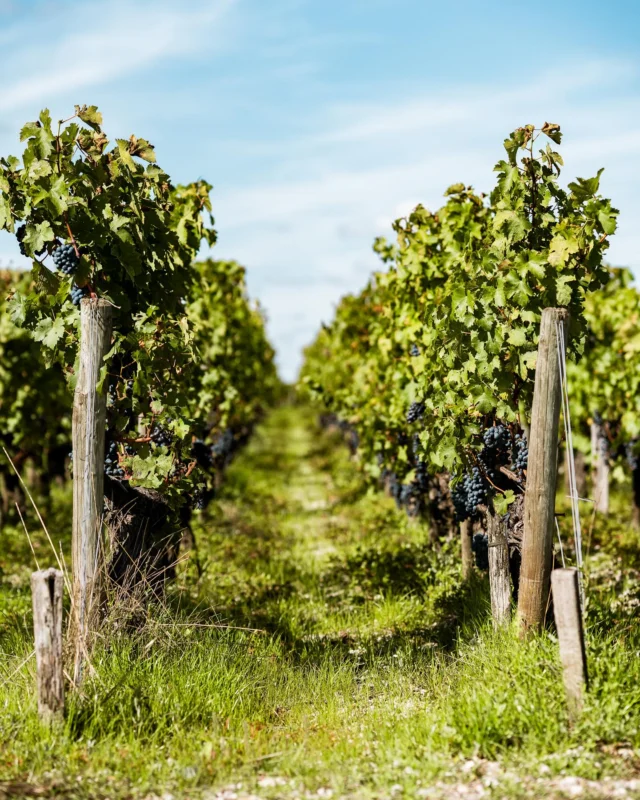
[0,0,638,382]
[0,0,236,113]
[317,59,636,144]
[211,56,640,377]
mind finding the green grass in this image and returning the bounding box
[1,405,639,798]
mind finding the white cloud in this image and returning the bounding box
[0,10,638,385]
[317,59,635,145]
[211,57,640,380]
[0,0,236,114]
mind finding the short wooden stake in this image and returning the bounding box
[551,568,587,716]
[591,420,609,515]
[632,465,640,529]
[31,568,64,720]
[71,298,112,685]
[487,510,511,626]
[461,519,473,580]
[518,308,569,633]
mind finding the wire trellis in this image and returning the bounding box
[555,319,585,610]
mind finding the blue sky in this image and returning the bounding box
[1,0,639,380]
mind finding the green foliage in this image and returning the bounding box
[567,269,640,453]
[0,269,71,480]
[187,259,280,446]
[0,107,278,506]
[300,124,618,487]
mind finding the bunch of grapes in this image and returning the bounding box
[150,425,173,447]
[53,244,80,275]
[411,433,421,458]
[191,438,214,469]
[70,285,89,306]
[512,434,528,473]
[414,460,429,492]
[451,483,466,520]
[400,480,423,516]
[169,460,188,481]
[16,225,27,256]
[406,401,425,424]
[479,423,509,469]
[191,486,209,511]
[400,482,419,506]
[410,343,421,357]
[211,428,235,459]
[104,440,125,480]
[483,424,510,452]
[472,532,489,570]
[451,467,488,521]
[626,439,639,471]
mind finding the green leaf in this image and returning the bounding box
[115,139,136,169]
[39,108,53,132]
[0,194,12,230]
[20,110,54,158]
[548,234,578,267]
[32,315,65,349]
[568,168,604,201]
[598,208,617,235]
[33,260,61,297]
[494,490,516,515]
[8,292,28,327]
[47,174,69,215]
[20,121,42,141]
[130,453,173,489]
[507,328,528,346]
[556,274,576,306]
[128,136,156,163]
[75,104,103,131]
[541,122,562,144]
[26,159,52,182]
[23,221,54,253]
[493,210,527,243]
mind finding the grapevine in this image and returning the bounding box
[0,107,280,574]
[300,123,617,528]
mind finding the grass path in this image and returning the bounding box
[1,406,640,799]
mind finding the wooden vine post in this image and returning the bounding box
[487,510,511,626]
[72,298,112,685]
[460,519,473,580]
[31,568,65,719]
[551,568,588,716]
[518,307,569,634]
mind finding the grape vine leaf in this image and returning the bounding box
[32,315,65,349]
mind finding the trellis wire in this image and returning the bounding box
[555,319,585,609]
[555,516,567,568]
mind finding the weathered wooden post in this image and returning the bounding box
[460,519,473,580]
[551,568,587,716]
[632,465,640,529]
[591,419,609,515]
[72,298,112,685]
[518,308,569,633]
[31,568,64,719]
[487,511,511,626]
